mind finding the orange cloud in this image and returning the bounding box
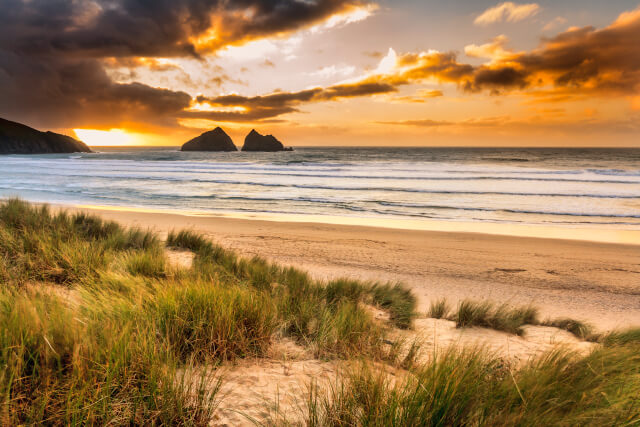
[184,79,396,122]
[383,6,640,95]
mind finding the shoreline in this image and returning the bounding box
[65,202,640,246]
[55,202,640,330]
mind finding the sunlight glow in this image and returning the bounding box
[74,129,135,146]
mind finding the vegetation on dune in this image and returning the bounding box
[0,199,416,424]
[304,339,640,426]
[601,327,640,347]
[454,299,539,335]
[542,317,594,340]
[1,199,639,425]
[427,298,451,319]
[432,296,594,342]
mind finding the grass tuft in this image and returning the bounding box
[126,247,167,278]
[542,317,593,340]
[428,298,451,319]
[151,283,278,362]
[166,229,211,252]
[601,327,640,347]
[369,283,416,329]
[455,300,539,335]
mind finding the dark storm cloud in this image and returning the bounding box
[0,51,192,128]
[2,0,370,57]
[0,0,371,128]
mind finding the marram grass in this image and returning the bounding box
[0,199,415,423]
[302,340,640,426]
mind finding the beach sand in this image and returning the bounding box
[48,205,639,425]
[64,206,640,331]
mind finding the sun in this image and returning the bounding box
[73,129,135,146]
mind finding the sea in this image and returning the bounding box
[1,147,639,232]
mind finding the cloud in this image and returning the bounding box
[390,6,640,95]
[1,0,375,58]
[157,5,640,123]
[311,3,378,32]
[377,117,510,128]
[0,0,375,129]
[464,35,515,61]
[185,79,395,121]
[363,51,384,59]
[474,2,540,26]
[0,53,191,129]
[1,0,638,131]
[377,115,640,135]
[390,89,444,103]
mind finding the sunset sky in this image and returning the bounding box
[1,0,639,146]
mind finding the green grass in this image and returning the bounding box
[602,327,640,347]
[0,199,417,423]
[428,298,451,319]
[0,286,220,425]
[455,299,539,335]
[369,283,417,329]
[542,317,594,340]
[151,282,278,362]
[166,229,211,253]
[126,246,167,278]
[305,348,498,427]
[303,335,640,426]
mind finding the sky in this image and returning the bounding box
[0,0,639,147]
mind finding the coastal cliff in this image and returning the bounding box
[0,118,92,154]
[181,127,237,152]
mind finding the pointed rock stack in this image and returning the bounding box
[181,127,238,151]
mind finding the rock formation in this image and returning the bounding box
[242,129,291,152]
[0,117,92,154]
[181,127,237,152]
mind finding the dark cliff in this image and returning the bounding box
[242,129,290,152]
[0,118,91,154]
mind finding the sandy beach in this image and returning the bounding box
[65,205,640,331]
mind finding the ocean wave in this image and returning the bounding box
[375,201,640,218]
[7,166,639,185]
[2,176,639,199]
[186,187,640,199]
[129,193,640,220]
[3,147,640,229]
